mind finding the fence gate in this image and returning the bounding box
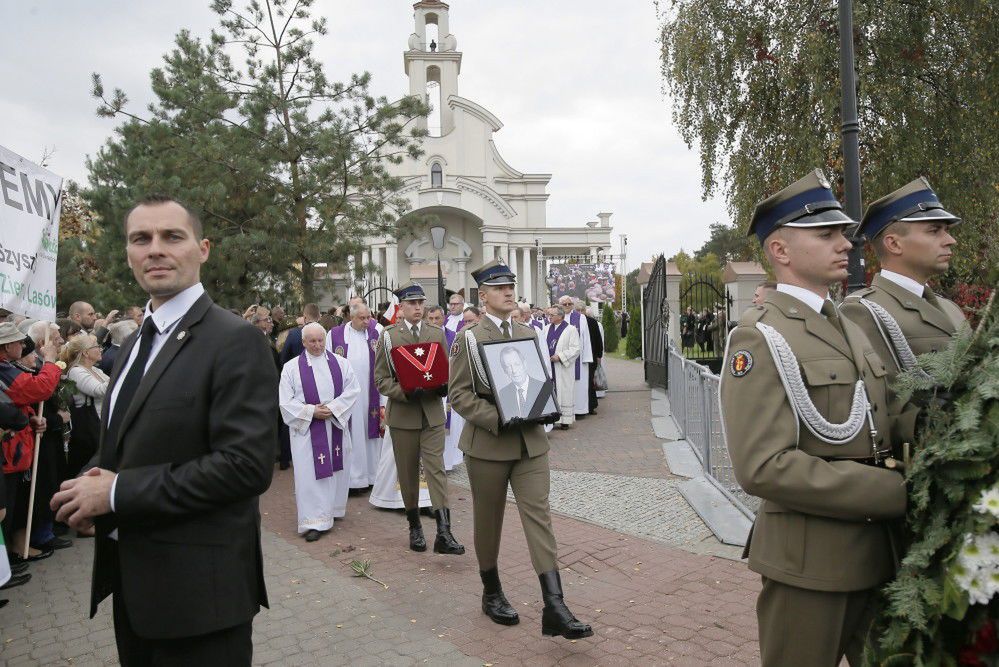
[643,255,669,387]
[677,273,732,374]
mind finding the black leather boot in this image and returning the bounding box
[539,570,593,639]
[406,508,426,552]
[432,508,465,554]
[480,568,519,625]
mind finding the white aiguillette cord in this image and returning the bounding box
[755,322,877,447]
[463,329,491,391]
[857,298,931,379]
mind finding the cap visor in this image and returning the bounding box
[782,208,857,227]
[898,208,962,225]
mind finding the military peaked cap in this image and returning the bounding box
[748,169,855,244]
[394,281,427,301]
[471,259,516,286]
[858,177,961,240]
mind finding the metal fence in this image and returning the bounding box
[666,339,759,517]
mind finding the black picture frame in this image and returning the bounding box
[478,336,560,426]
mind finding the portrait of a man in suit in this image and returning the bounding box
[494,344,547,422]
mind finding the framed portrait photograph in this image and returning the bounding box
[478,337,560,426]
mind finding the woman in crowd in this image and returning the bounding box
[60,335,110,508]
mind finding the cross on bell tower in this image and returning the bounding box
[405,1,461,136]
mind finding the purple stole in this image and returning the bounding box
[568,311,583,380]
[546,321,568,381]
[297,351,344,479]
[444,327,457,429]
[329,320,380,439]
[530,319,543,331]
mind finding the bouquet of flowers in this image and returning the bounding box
[868,291,998,665]
[54,361,77,410]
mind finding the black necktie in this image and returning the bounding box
[104,318,158,452]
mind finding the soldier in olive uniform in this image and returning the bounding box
[373,282,464,555]
[840,178,966,414]
[449,259,592,640]
[720,171,910,666]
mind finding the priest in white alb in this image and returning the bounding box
[558,296,593,418]
[542,305,581,429]
[280,323,360,542]
[327,302,383,490]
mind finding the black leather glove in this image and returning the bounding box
[909,387,952,411]
[407,388,426,401]
[434,385,449,398]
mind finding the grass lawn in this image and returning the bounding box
[606,346,640,362]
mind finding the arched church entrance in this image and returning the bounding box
[399,205,484,302]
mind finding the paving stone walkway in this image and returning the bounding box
[0,355,761,665]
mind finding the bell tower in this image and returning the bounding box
[405,1,461,135]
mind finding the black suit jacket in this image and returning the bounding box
[496,376,545,421]
[90,292,277,639]
[585,315,604,359]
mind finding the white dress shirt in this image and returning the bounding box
[880,269,925,297]
[485,312,513,333]
[776,283,828,315]
[108,282,205,515]
[402,319,422,337]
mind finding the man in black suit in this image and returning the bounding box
[495,346,546,420]
[51,194,277,666]
[584,307,604,415]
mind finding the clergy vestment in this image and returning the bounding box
[369,428,433,509]
[445,313,465,334]
[442,327,464,470]
[542,321,581,426]
[327,320,383,488]
[279,351,360,534]
[567,311,593,416]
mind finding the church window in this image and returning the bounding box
[424,15,439,51]
[426,65,442,137]
[431,163,443,188]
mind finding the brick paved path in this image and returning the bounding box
[0,356,761,665]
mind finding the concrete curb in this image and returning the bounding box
[651,389,753,548]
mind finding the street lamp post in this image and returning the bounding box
[430,226,447,307]
[839,0,866,292]
[620,234,628,312]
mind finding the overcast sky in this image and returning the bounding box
[3,0,729,270]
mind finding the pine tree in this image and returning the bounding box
[601,305,619,354]
[82,0,429,306]
[625,304,642,359]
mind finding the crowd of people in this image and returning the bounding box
[0,302,143,602]
[0,280,612,619]
[256,285,611,544]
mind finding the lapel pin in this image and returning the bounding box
[177,331,187,341]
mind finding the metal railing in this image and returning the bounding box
[666,340,759,517]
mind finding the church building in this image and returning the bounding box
[324,1,614,307]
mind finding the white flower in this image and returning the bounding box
[959,534,991,571]
[962,573,994,606]
[973,487,999,519]
[986,569,999,599]
[979,532,999,566]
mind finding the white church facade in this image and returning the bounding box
[322,1,613,307]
